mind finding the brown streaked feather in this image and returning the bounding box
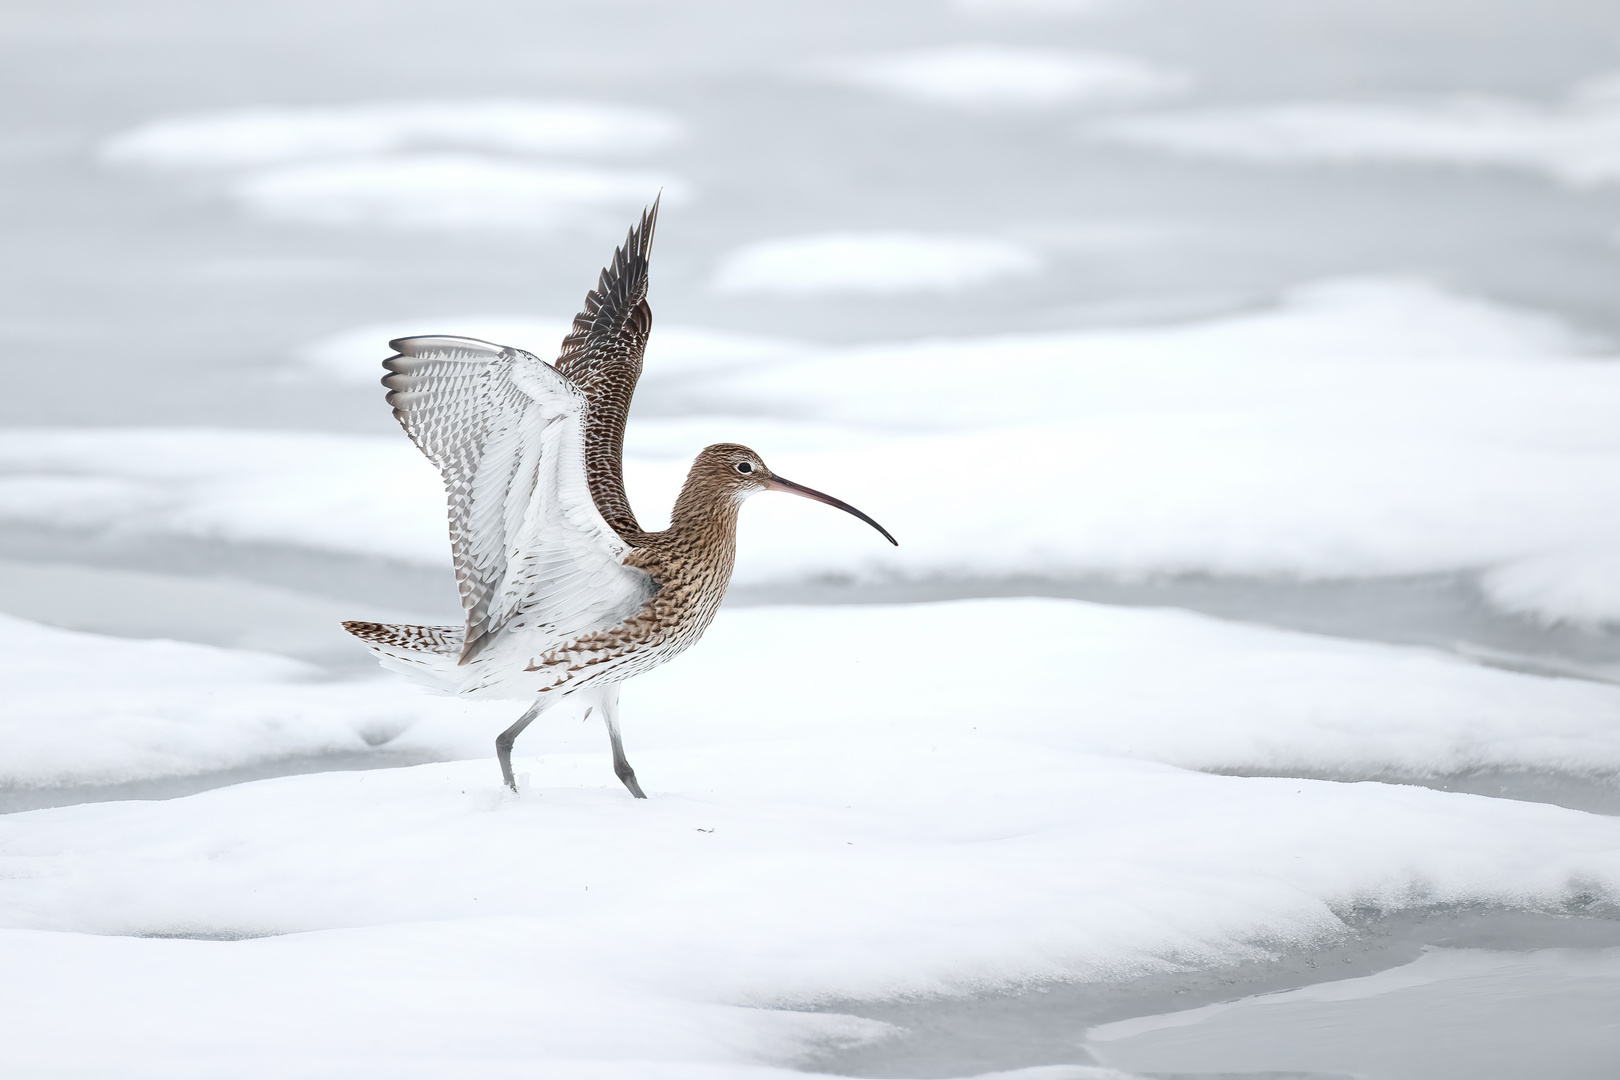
[553,196,659,541]
[342,621,462,655]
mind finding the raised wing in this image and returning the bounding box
[382,335,654,664]
[553,197,658,540]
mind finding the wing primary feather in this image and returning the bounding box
[553,197,660,541]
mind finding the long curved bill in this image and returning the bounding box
[765,475,898,546]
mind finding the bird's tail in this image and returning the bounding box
[342,621,464,691]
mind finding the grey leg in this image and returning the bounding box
[599,686,646,799]
[496,698,547,792]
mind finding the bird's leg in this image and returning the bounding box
[496,698,548,792]
[599,686,646,799]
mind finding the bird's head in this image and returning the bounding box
[679,443,897,545]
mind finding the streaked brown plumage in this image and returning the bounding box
[343,204,896,797]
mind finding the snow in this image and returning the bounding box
[234,154,678,230]
[101,100,683,169]
[0,427,449,564]
[711,232,1042,295]
[11,594,1620,799]
[10,278,1620,622]
[4,700,1620,1075]
[0,612,482,788]
[1087,73,1620,186]
[2,590,1613,800]
[823,44,1188,109]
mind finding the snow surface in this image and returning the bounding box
[823,45,1188,109]
[711,232,1042,295]
[101,100,683,169]
[4,685,1620,1076]
[12,596,1620,793]
[1088,73,1620,187]
[0,613,484,788]
[10,277,1619,621]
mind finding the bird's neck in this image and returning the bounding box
[668,485,743,542]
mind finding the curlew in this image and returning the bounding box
[343,202,896,796]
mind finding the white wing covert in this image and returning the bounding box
[382,335,654,664]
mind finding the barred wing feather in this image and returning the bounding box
[383,335,653,664]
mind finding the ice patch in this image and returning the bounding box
[101,100,683,169]
[1087,946,1620,1078]
[234,154,676,230]
[711,232,1042,295]
[1088,73,1620,186]
[824,44,1189,109]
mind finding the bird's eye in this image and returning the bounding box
[735,462,754,474]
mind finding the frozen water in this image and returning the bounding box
[821,45,1189,110]
[1088,946,1620,1079]
[102,99,686,231]
[813,906,1620,1077]
[234,155,683,231]
[711,232,1043,295]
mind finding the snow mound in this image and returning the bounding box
[712,232,1042,295]
[101,99,682,169]
[7,595,1620,1073]
[2,736,1619,1074]
[825,44,1189,109]
[1088,74,1620,186]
